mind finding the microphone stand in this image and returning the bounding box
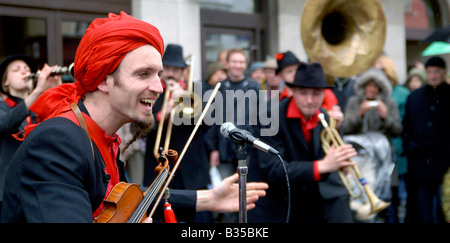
[235,144,248,223]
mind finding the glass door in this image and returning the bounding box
[203,27,254,74]
[0,6,51,68]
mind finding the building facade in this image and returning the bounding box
[0,0,449,83]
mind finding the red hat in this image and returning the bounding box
[74,11,164,92]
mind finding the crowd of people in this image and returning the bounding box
[0,11,448,223]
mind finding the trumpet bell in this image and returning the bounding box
[301,0,386,78]
[351,190,390,222]
[371,200,391,215]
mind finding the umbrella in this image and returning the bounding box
[424,25,450,43]
[422,41,450,56]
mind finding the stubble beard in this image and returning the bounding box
[112,71,157,155]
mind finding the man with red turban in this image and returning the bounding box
[1,12,267,223]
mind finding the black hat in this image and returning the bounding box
[425,56,447,69]
[0,54,37,94]
[285,62,332,89]
[162,44,187,68]
[275,51,301,74]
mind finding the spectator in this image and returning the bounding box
[402,56,450,223]
[404,68,426,92]
[248,61,265,85]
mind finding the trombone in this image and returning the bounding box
[318,113,390,216]
[153,54,202,158]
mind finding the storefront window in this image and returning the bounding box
[205,32,252,69]
[199,0,258,14]
[62,20,90,66]
[0,16,47,67]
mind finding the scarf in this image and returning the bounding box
[286,98,320,144]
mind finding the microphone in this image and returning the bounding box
[220,122,279,155]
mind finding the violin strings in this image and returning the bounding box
[132,170,168,223]
[128,168,169,223]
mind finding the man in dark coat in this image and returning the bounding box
[206,48,262,179]
[205,48,262,223]
[247,62,356,223]
[0,12,268,223]
[402,56,450,223]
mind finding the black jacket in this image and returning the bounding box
[205,78,262,164]
[0,96,38,202]
[402,83,450,182]
[247,98,330,223]
[1,101,196,223]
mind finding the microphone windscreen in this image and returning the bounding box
[220,122,235,138]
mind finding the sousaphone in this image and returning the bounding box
[301,0,386,78]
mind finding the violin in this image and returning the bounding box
[93,82,221,223]
[93,149,178,223]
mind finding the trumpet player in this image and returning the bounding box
[0,54,62,216]
[247,62,356,223]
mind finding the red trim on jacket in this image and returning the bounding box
[286,98,322,181]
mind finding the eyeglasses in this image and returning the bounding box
[426,69,446,75]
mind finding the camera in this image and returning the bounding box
[368,100,378,107]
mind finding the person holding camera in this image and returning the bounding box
[340,68,402,223]
[341,68,402,138]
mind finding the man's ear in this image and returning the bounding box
[97,77,111,93]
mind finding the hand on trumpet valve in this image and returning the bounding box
[318,144,357,174]
[161,79,185,120]
[327,105,344,128]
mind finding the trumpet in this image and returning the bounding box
[318,113,390,217]
[26,63,74,82]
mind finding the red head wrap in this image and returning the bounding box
[74,11,164,92]
[16,11,164,139]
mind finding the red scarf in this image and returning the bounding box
[286,98,320,144]
[279,87,291,101]
[57,109,121,219]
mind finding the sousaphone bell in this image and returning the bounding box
[301,0,386,78]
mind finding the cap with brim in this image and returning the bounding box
[425,56,447,69]
[0,54,37,94]
[285,62,333,89]
[275,51,301,74]
[206,62,224,81]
